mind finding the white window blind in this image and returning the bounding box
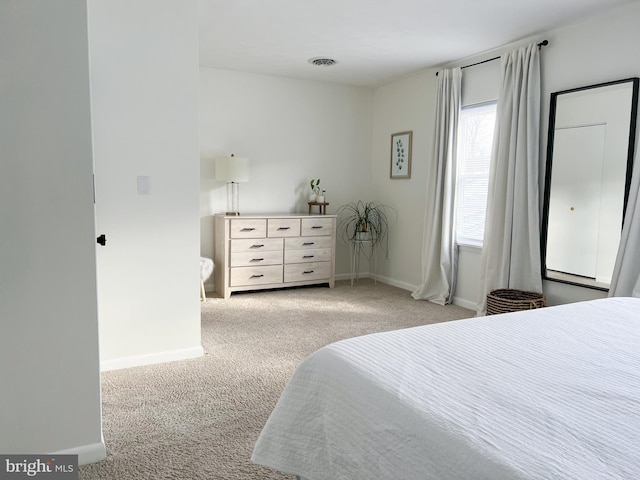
[455,102,497,247]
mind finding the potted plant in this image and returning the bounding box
[336,201,395,258]
[309,178,321,202]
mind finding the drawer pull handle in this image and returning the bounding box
[251,258,264,262]
[311,226,323,229]
[303,270,314,274]
[251,274,264,278]
[241,227,256,231]
[302,242,315,246]
[303,255,314,258]
[251,244,264,248]
[277,227,291,230]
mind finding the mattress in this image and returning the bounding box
[252,297,640,480]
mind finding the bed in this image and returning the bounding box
[251,297,640,480]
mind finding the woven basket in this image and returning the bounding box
[486,288,547,315]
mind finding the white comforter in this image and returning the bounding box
[252,297,640,480]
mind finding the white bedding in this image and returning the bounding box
[252,297,640,480]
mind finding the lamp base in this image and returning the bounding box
[225,211,240,216]
[226,182,242,217]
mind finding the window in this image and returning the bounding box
[455,102,497,247]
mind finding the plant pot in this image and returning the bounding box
[309,194,317,202]
[355,231,371,241]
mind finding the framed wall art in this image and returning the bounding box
[390,131,412,179]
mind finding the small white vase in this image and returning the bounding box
[316,195,325,203]
[309,193,317,202]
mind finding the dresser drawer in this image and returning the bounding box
[285,248,332,264]
[284,262,331,282]
[230,218,267,238]
[268,218,301,237]
[285,236,333,250]
[230,265,283,287]
[231,238,283,253]
[301,217,333,236]
[231,250,283,267]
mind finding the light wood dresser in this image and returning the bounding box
[213,213,336,299]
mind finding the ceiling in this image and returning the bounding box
[198,0,633,88]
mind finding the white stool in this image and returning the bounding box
[200,257,214,300]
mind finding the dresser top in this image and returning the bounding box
[215,213,337,219]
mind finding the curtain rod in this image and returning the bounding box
[436,40,548,76]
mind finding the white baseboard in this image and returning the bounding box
[452,296,478,312]
[338,271,478,312]
[335,272,369,281]
[101,345,205,372]
[373,274,477,312]
[336,272,417,293]
[370,273,417,292]
[55,440,106,465]
[336,272,419,293]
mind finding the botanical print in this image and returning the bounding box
[395,138,406,172]
[390,131,412,178]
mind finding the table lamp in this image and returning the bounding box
[215,154,249,216]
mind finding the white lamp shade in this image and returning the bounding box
[215,155,249,182]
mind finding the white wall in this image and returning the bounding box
[89,0,203,369]
[371,0,640,307]
[199,69,373,285]
[0,0,104,463]
[371,71,438,290]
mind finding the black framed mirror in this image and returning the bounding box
[541,77,639,291]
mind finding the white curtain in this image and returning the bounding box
[412,68,461,305]
[609,153,640,297]
[476,43,542,314]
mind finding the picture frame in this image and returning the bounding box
[390,131,412,179]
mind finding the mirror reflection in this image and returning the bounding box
[542,78,639,290]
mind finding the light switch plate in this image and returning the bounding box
[137,175,150,195]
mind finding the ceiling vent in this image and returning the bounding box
[309,57,337,67]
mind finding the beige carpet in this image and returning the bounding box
[79,279,474,480]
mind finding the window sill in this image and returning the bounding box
[457,243,482,254]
